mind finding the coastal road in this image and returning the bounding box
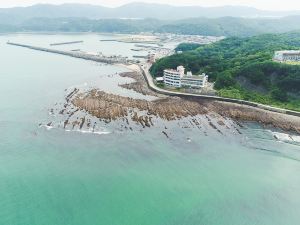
[138,63,300,118]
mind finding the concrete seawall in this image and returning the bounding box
[50,41,83,46]
[139,65,300,118]
[7,42,128,64]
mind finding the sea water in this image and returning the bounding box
[0,33,300,225]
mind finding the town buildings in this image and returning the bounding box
[274,50,300,62]
[148,52,156,63]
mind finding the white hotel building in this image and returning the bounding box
[163,66,208,89]
[274,50,300,62]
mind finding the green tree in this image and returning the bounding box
[271,88,288,102]
[214,72,236,90]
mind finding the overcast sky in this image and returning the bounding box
[0,0,299,11]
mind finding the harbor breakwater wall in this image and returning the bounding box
[7,42,128,64]
[50,41,83,46]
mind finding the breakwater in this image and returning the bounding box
[7,42,129,64]
[50,41,83,46]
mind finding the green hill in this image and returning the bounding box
[150,32,300,111]
[155,16,300,37]
[1,3,300,22]
[2,16,300,37]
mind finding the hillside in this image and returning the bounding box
[1,3,300,23]
[1,3,300,37]
[1,16,300,37]
[150,32,300,111]
[156,16,300,36]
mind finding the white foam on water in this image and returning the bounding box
[272,131,300,143]
[291,135,300,143]
[40,125,54,130]
[40,123,111,135]
[65,129,111,135]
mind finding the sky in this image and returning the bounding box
[0,0,299,11]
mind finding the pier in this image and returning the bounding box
[7,42,129,64]
[50,41,84,46]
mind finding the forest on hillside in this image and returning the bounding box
[1,16,300,37]
[150,32,300,111]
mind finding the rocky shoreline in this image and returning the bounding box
[199,100,300,134]
[69,70,300,135]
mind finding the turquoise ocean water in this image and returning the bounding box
[0,34,300,225]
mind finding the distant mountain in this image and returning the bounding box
[0,4,109,24]
[155,16,300,36]
[115,3,300,19]
[1,3,300,37]
[1,2,300,24]
[2,16,299,38]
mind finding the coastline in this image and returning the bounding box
[13,33,297,135]
[69,66,300,135]
[139,63,300,117]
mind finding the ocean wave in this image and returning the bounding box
[272,131,300,143]
[39,124,54,130]
[65,129,111,135]
[40,123,110,135]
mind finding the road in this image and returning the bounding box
[139,63,300,117]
